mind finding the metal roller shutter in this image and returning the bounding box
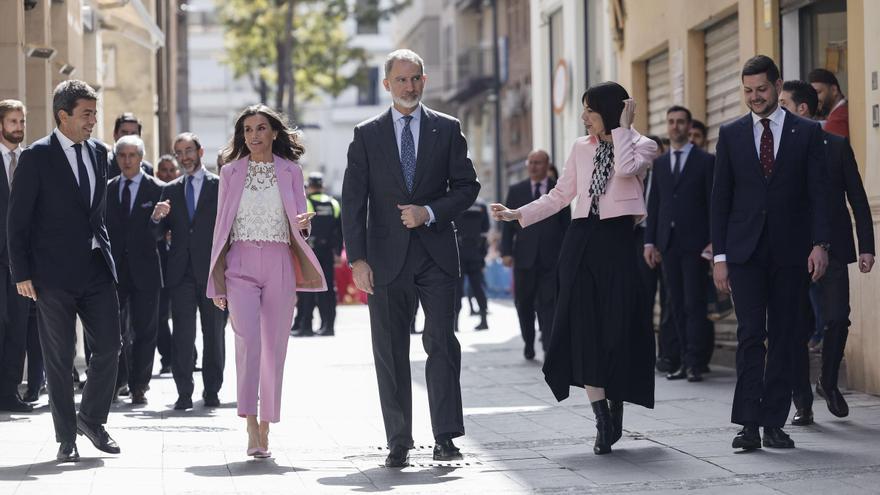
[705,16,740,152]
[646,50,671,138]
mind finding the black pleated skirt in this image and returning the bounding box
[542,214,656,408]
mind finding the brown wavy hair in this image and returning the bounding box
[221,104,305,163]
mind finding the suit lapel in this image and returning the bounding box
[84,140,104,213]
[411,106,439,195]
[50,133,89,210]
[193,172,215,222]
[737,116,764,181]
[0,153,9,200]
[377,109,409,195]
[769,111,797,183]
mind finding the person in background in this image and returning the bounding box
[107,113,154,178]
[154,155,180,374]
[688,119,709,152]
[454,197,490,331]
[809,68,848,138]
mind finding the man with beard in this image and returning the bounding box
[808,69,848,139]
[0,99,32,413]
[712,56,829,451]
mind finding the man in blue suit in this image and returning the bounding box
[711,56,830,451]
[644,106,714,383]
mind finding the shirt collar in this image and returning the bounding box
[1,143,21,156]
[186,167,206,181]
[831,98,847,113]
[54,128,81,149]
[121,169,144,185]
[531,177,549,187]
[751,105,786,129]
[669,142,693,156]
[391,104,422,125]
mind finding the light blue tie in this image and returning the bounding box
[400,115,416,192]
[185,176,195,221]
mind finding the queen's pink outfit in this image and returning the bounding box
[207,155,326,423]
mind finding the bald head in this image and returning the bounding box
[526,149,550,182]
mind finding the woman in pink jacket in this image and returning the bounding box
[207,105,327,457]
[492,82,657,455]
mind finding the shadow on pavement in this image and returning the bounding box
[0,458,105,481]
[185,458,308,477]
[317,466,462,492]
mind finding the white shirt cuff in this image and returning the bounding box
[713,254,727,263]
[424,205,436,226]
[644,243,654,248]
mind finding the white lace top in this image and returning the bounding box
[231,161,290,244]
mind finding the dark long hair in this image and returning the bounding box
[581,82,630,135]
[222,104,305,163]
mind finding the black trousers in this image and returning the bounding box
[0,267,30,398]
[729,235,808,428]
[116,264,160,392]
[24,301,43,393]
[36,250,120,442]
[513,262,556,353]
[156,285,173,369]
[169,267,226,400]
[299,248,337,332]
[368,236,464,449]
[454,254,487,324]
[634,227,678,363]
[660,234,711,370]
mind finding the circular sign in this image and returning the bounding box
[552,59,569,114]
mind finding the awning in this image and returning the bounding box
[95,0,166,52]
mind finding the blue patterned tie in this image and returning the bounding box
[185,176,195,221]
[400,115,416,192]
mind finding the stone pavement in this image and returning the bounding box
[2,300,880,494]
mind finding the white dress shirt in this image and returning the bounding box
[2,143,22,184]
[669,142,694,173]
[389,104,435,225]
[54,128,100,249]
[118,170,144,212]
[530,177,549,197]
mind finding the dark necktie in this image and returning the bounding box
[7,151,16,186]
[533,181,541,200]
[759,118,774,178]
[672,150,682,182]
[122,178,133,218]
[72,143,91,207]
[185,175,196,221]
[400,115,416,192]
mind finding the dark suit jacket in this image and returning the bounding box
[822,132,874,263]
[106,173,166,291]
[151,170,220,288]
[342,105,481,286]
[0,152,15,267]
[711,110,830,267]
[8,133,117,289]
[646,146,714,253]
[108,153,154,179]
[501,178,570,270]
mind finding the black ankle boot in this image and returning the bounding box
[608,400,623,445]
[591,400,613,455]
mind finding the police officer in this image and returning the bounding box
[292,172,342,337]
[454,198,490,331]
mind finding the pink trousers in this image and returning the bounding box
[225,241,296,423]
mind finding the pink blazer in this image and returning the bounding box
[206,155,328,298]
[519,127,657,228]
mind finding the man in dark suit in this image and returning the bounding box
[106,135,165,405]
[151,133,225,411]
[644,106,715,383]
[107,113,153,178]
[779,80,875,426]
[154,155,180,374]
[8,80,122,462]
[0,99,32,413]
[342,49,480,467]
[712,56,830,451]
[501,149,570,359]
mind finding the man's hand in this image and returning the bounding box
[212,297,227,311]
[351,260,374,295]
[397,204,429,229]
[808,245,829,282]
[859,253,874,274]
[502,256,514,268]
[619,99,636,129]
[16,280,37,301]
[713,262,731,294]
[152,199,171,221]
[643,245,662,269]
[489,203,522,222]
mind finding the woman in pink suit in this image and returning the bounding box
[492,82,657,456]
[207,104,327,458]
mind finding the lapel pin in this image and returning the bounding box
[432,128,438,133]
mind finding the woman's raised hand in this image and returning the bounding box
[490,203,521,222]
[295,212,316,230]
[619,99,636,129]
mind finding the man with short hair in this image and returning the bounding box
[808,68,848,138]
[108,113,154,178]
[0,99,32,413]
[779,80,874,426]
[154,155,180,374]
[9,80,122,462]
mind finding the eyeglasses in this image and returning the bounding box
[173,148,198,158]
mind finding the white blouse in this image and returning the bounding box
[231,161,290,244]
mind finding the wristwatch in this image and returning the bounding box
[815,242,831,252]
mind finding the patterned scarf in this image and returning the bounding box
[588,140,615,215]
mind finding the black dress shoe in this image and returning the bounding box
[131,390,147,405]
[816,379,849,417]
[524,346,535,360]
[159,364,172,374]
[687,368,703,382]
[203,393,220,408]
[762,427,795,448]
[791,408,814,426]
[117,385,130,397]
[433,438,463,461]
[655,358,680,373]
[608,400,624,445]
[315,327,335,336]
[385,445,410,467]
[57,442,80,462]
[291,327,315,337]
[22,389,40,403]
[0,395,34,412]
[732,424,761,450]
[591,400,613,455]
[174,397,193,410]
[76,416,121,454]
[666,367,687,380]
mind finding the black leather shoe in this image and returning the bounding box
[203,393,220,408]
[762,427,795,448]
[591,400,613,455]
[385,445,410,467]
[524,345,535,360]
[732,424,761,450]
[791,408,814,426]
[666,367,687,380]
[0,395,34,412]
[174,397,193,410]
[131,389,147,405]
[475,316,488,331]
[816,379,849,417]
[57,442,80,462]
[76,416,121,454]
[117,385,130,397]
[291,327,315,337]
[687,368,703,382]
[433,438,463,461]
[655,358,680,373]
[159,364,172,374]
[608,400,624,445]
[22,389,40,403]
[315,326,335,336]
